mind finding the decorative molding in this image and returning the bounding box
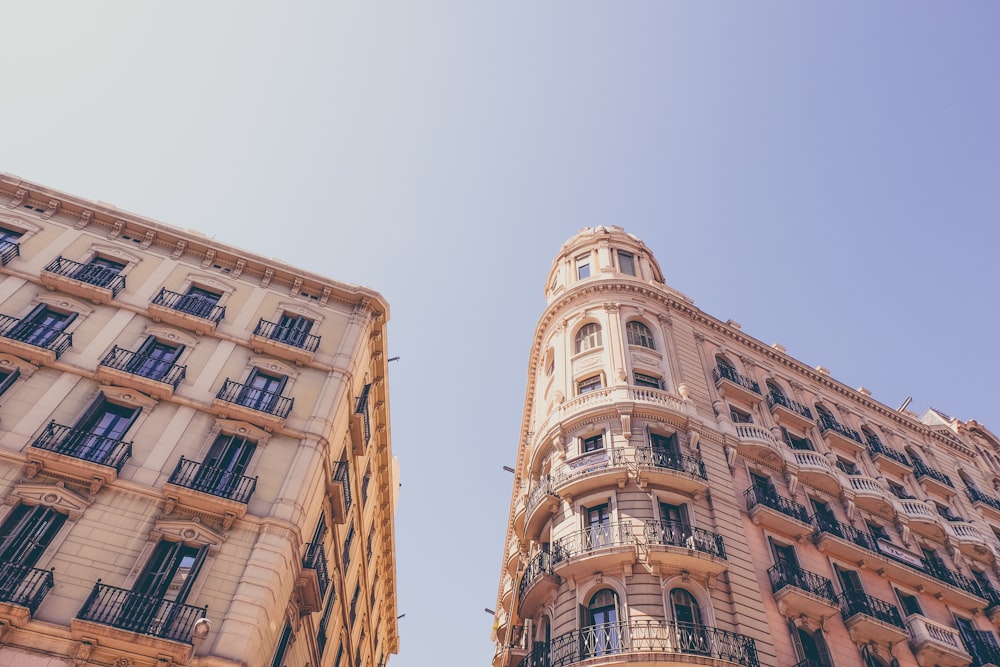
[8,481,93,520]
[172,239,187,259]
[7,189,27,208]
[141,230,155,248]
[76,210,93,229]
[42,199,60,219]
[108,220,125,238]
[151,517,227,555]
[201,249,216,268]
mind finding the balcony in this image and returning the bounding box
[524,476,560,541]
[768,562,840,620]
[968,488,1000,525]
[965,630,1000,667]
[633,446,709,497]
[550,448,629,502]
[713,365,761,404]
[914,460,956,497]
[96,346,186,399]
[298,542,330,613]
[73,581,208,665]
[812,513,880,564]
[948,522,998,565]
[907,614,972,667]
[0,239,19,266]
[919,559,986,609]
[0,561,54,620]
[163,457,256,524]
[644,519,727,577]
[745,486,812,540]
[328,460,352,524]
[518,551,559,618]
[27,421,131,490]
[148,288,225,334]
[766,392,814,431]
[505,533,523,578]
[839,590,907,645]
[552,523,635,580]
[899,499,948,542]
[541,619,759,667]
[866,437,911,477]
[0,313,73,364]
[732,424,787,469]
[790,450,841,496]
[213,379,293,432]
[250,318,321,365]
[511,494,527,535]
[817,414,864,455]
[41,257,125,304]
[847,474,898,520]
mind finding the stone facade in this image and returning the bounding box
[0,175,399,667]
[494,226,1000,667]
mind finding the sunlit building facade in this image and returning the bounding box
[0,175,399,667]
[493,226,1000,667]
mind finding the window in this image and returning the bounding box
[349,580,361,626]
[782,428,813,451]
[343,522,355,570]
[751,472,775,494]
[895,588,922,616]
[176,286,222,318]
[272,312,314,348]
[361,467,372,504]
[575,323,603,353]
[730,407,753,424]
[585,589,620,657]
[0,366,20,397]
[577,375,602,395]
[270,622,294,667]
[130,337,184,381]
[633,372,661,389]
[670,588,707,654]
[585,503,611,549]
[887,481,911,499]
[583,433,604,453]
[625,321,655,349]
[835,565,865,595]
[237,368,287,412]
[770,539,799,568]
[660,502,691,547]
[766,380,785,398]
[576,254,591,279]
[74,256,126,289]
[0,504,66,570]
[791,623,833,667]
[867,522,889,543]
[935,503,959,521]
[194,434,257,498]
[836,458,859,475]
[617,250,636,276]
[119,540,207,636]
[71,397,139,464]
[0,227,22,264]
[8,304,76,348]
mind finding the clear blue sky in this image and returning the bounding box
[2,4,998,665]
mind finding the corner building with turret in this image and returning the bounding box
[493,226,1000,667]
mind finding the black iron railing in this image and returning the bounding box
[76,580,207,643]
[0,313,73,358]
[792,661,827,667]
[634,446,707,480]
[151,288,225,324]
[866,436,910,467]
[99,346,186,388]
[745,486,811,523]
[766,391,813,420]
[550,449,627,487]
[922,559,983,598]
[839,590,905,629]
[713,365,760,395]
[216,379,293,418]
[811,513,878,552]
[31,420,132,472]
[527,476,557,516]
[44,257,125,296]
[967,487,1000,514]
[333,460,352,511]
[768,562,837,603]
[914,460,955,488]
[167,457,257,504]
[0,560,54,613]
[644,520,726,559]
[818,414,862,444]
[538,620,758,667]
[0,239,20,266]
[303,542,330,600]
[964,630,1000,667]
[519,551,556,602]
[253,319,321,353]
[553,523,634,562]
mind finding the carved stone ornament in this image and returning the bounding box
[201,249,216,268]
[109,220,125,238]
[0,353,36,378]
[172,239,187,259]
[76,209,93,229]
[152,517,226,554]
[9,481,93,520]
[214,418,271,446]
[141,230,155,248]
[8,189,27,208]
[101,385,159,411]
[290,277,303,296]
[261,268,274,287]
[42,199,60,219]
[233,259,245,277]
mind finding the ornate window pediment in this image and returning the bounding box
[102,385,159,410]
[213,418,271,447]
[7,481,92,520]
[152,517,227,555]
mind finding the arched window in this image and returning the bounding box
[860,426,879,447]
[575,323,603,354]
[585,588,620,657]
[670,588,707,654]
[625,321,655,350]
[766,380,785,398]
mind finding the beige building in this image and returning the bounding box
[493,226,1000,667]
[0,175,399,667]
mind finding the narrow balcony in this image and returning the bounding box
[745,486,812,540]
[0,313,73,364]
[644,519,727,577]
[791,450,841,496]
[899,499,948,542]
[0,239,19,266]
[543,619,760,667]
[907,614,972,667]
[713,365,761,404]
[965,630,1000,667]
[948,522,998,565]
[518,551,559,618]
[866,436,911,476]
[633,446,709,497]
[298,542,330,613]
[149,288,225,334]
[27,421,131,490]
[328,460,352,524]
[812,513,879,564]
[511,493,527,535]
[847,474,898,520]
[524,476,559,541]
[96,346,186,399]
[250,318,321,365]
[918,559,986,609]
[839,590,907,645]
[914,460,956,497]
[0,561,54,618]
[733,424,787,469]
[968,488,1000,525]
[212,379,293,432]
[550,448,629,502]
[163,457,257,523]
[766,391,814,431]
[552,523,635,580]
[817,414,864,455]
[768,562,839,620]
[41,257,125,303]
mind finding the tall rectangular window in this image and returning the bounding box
[194,434,257,498]
[131,337,183,381]
[70,398,139,463]
[617,251,636,276]
[238,368,287,412]
[583,433,604,453]
[177,286,222,318]
[0,367,20,396]
[10,305,75,348]
[274,313,313,347]
[576,254,591,279]
[0,504,66,568]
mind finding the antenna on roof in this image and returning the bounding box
[897,397,912,412]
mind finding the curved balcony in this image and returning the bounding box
[551,449,629,503]
[518,551,559,618]
[817,414,864,455]
[634,446,709,497]
[511,493,527,535]
[745,487,812,541]
[768,562,839,620]
[790,451,841,496]
[524,476,560,541]
[847,474,898,520]
[713,365,761,405]
[644,520,726,578]
[552,523,635,580]
[533,619,759,667]
[732,424,787,469]
[899,499,948,542]
[766,392,814,431]
[907,614,972,667]
[506,534,524,578]
[866,437,911,477]
[41,256,125,304]
[947,521,998,565]
[839,590,907,645]
[625,386,689,419]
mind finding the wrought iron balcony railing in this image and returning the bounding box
[965,629,1000,667]
[922,559,983,598]
[811,513,878,552]
[44,257,125,296]
[0,313,73,358]
[839,590,905,629]
[967,487,1000,514]
[333,460,352,512]
[644,520,726,559]
[553,523,634,562]
[167,457,257,504]
[0,239,20,266]
[549,449,627,487]
[866,436,910,467]
[766,391,813,420]
[527,476,557,516]
[817,414,862,444]
[515,641,551,667]
[713,365,761,394]
[634,446,707,479]
[914,460,955,488]
[99,346,187,388]
[519,551,556,602]
[151,288,225,324]
[216,379,293,418]
[0,560,54,614]
[76,580,207,644]
[252,319,321,353]
[745,486,811,523]
[768,562,837,602]
[303,542,330,600]
[31,420,132,472]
